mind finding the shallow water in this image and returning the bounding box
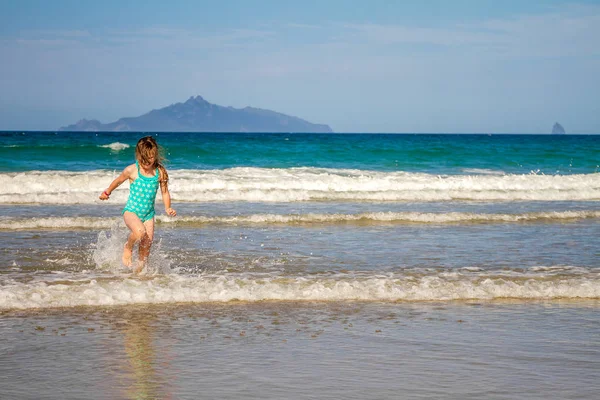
[1,132,599,398]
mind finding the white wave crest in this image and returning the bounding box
[0,216,121,230]
[1,271,599,310]
[167,210,600,225]
[0,168,599,204]
[2,210,599,230]
[99,142,130,151]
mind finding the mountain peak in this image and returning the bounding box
[185,95,207,104]
[59,95,333,133]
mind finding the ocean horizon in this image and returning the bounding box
[4,129,598,134]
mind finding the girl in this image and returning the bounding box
[99,136,177,272]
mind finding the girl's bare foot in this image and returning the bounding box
[133,260,145,274]
[122,244,133,267]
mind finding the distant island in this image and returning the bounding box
[59,95,333,133]
[552,122,566,134]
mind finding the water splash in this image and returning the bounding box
[91,222,172,275]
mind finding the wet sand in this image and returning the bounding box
[2,301,599,399]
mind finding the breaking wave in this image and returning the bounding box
[0,168,599,204]
[1,267,599,310]
[99,142,130,151]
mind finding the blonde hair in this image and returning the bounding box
[135,136,169,185]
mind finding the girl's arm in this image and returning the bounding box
[99,165,135,200]
[159,168,177,216]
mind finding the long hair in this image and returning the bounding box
[135,136,169,186]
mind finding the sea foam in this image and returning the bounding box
[1,268,599,310]
[0,168,598,204]
[1,210,599,230]
[99,142,130,151]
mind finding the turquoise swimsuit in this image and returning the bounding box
[123,161,160,222]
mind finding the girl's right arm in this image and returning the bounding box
[99,164,135,200]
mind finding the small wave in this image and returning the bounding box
[1,269,599,309]
[0,216,120,230]
[99,142,130,151]
[1,210,599,230]
[164,210,600,226]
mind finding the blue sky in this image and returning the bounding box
[1,0,599,133]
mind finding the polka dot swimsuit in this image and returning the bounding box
[123,161,160,222]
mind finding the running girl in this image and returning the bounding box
[99,136,177,272]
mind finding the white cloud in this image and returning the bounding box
[14,38,81,46]
[340,23,504,47]
[8,25,276,52]
[476,6,600,57]
[335,4,600,58]
[19,29,91,38]
[287,23,322,30]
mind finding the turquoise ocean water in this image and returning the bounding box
[1,131,599,399]
[2,131,599,174]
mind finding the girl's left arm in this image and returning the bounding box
[160,169,177,216]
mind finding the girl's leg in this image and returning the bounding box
[123,211,146,268]
[136,218,155,272]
